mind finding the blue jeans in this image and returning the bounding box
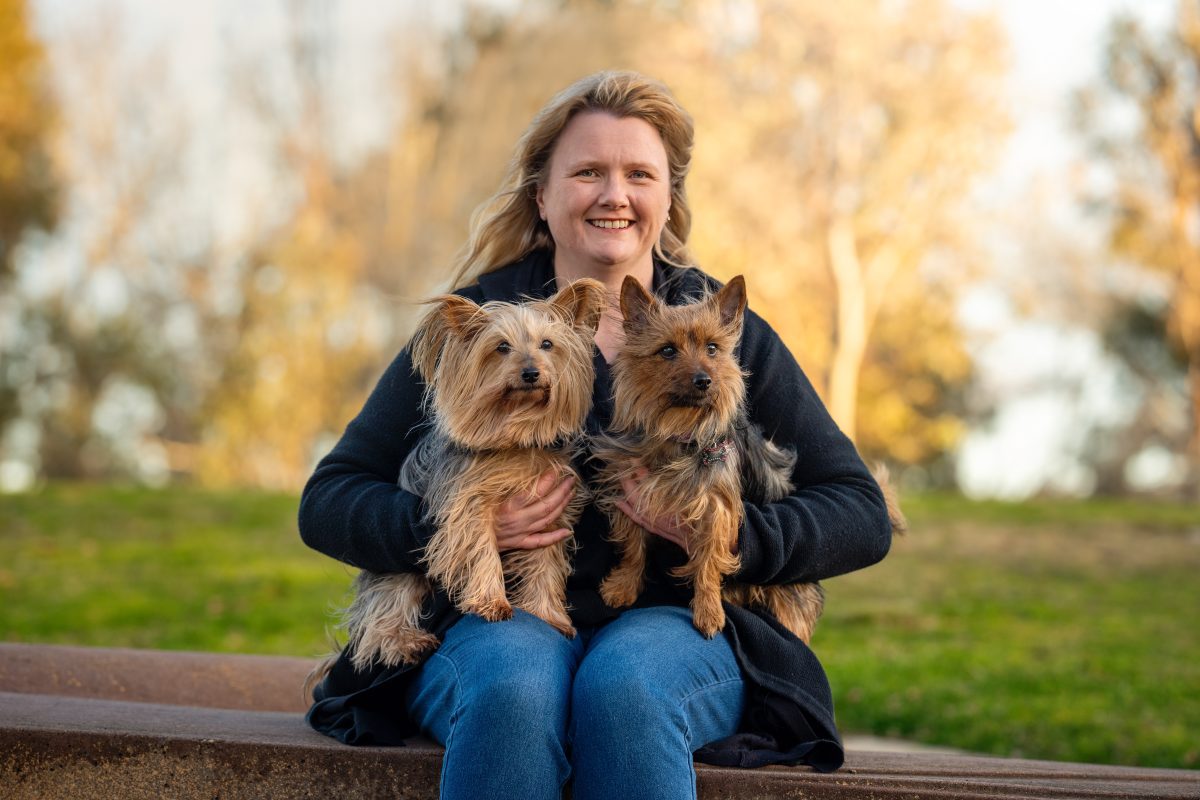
[405,605,746,800]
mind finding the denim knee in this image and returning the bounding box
[436,613,575,736]
[414,613,579,800]
[571,641,682,739]
[458,657,567,731]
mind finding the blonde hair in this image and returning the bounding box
[449,71,695,290]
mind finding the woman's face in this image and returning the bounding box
[536,111,672,279]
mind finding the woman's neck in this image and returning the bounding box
[553,256,653,296]
[553,256,654,363]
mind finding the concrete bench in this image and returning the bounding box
[1,643,1196,799]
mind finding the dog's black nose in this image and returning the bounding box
[693,372,711,391]
[522,367,540,384]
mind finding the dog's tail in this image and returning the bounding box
[871,463,908,535]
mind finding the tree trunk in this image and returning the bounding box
[1188,358,1200,499]
[827,218,867,442]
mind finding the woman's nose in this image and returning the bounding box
[598,176,629,208]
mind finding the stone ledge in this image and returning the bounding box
[0,642,313,712]
[2,643,1197,799]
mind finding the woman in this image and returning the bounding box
[300,71,893,799]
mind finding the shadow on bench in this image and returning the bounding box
[1,643,1196,799]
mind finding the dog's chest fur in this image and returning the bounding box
[403,432,579,523]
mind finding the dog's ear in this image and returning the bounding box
[712,275,747,329]
[619,275,655,331]
[437,294,487,337]
[549,278,606,334]
[410,294,485,381]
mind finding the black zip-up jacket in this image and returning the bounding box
[300,250,893,772]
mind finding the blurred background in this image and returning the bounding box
[2,0,1198,770]
[2,0,1197,499]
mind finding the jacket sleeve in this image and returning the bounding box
[297,346,437,573]
[732,310,893,585]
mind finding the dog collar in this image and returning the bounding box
[700,438,734,466]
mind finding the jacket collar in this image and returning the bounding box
[476,249,557,303]
[474,248,711,306]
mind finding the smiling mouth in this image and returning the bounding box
[589,220,632,229]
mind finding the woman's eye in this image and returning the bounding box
[577,168,598,178]
[630,170,650,180]
[706,343,718,356]
[540,339,553,351]
[658,345,677,360]
[496,342,512,354]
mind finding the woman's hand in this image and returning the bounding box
[615,468,694,553]
[616,467,740,556]
[494,470,576,551]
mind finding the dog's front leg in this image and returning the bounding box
[599,510,648,609]
[427,503,512,622]
[505,540,575,636]
[681,498,741,638]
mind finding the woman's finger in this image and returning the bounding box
[534,468,559,498]
[615,499,653,533]
[617,499,687,550]
[496,475,573,535]
[501,527,571,551]
[525,491,572,535]
[619,475,642,506]
[497,474,563,525]
[521,475,574,527]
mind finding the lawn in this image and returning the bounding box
[2,483,1197,769]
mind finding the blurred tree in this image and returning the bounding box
[1077,2,1200,494]
[656,0,1009,466]
[0,0,58,282]
[195,0,389,489]
[0,7,202,482]
[7,0,1011,487]
[360,0,1007,472]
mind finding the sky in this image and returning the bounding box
[949,0,1181,496]
[24,0,1185,498]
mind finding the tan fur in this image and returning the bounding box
[330,279,606,673]
[872,463,909,535]
[595,276,768,638]
[595,275,907,643]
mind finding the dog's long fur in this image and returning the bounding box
[335,279,606,674]
[594,275,905,642]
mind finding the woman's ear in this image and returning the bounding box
[535,184,547,221]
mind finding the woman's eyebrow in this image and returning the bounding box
[561,158,662,171]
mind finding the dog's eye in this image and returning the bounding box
[496,341,512,354]
[540,339,553,351]
[658,345,677,360]
[706,343,718,356]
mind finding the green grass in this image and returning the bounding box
[817,496,1200,770]
[2,483,1198,769]
[0,483,354,655]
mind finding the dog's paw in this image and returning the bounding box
[531,606,576,638]
[691,603,725,639]
[599,574,640,609]
[467,597,514,623]
[551,619,577,639]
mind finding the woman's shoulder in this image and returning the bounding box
[655,261,718,301]
[657,263,780,351]
[465,249,557,303]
